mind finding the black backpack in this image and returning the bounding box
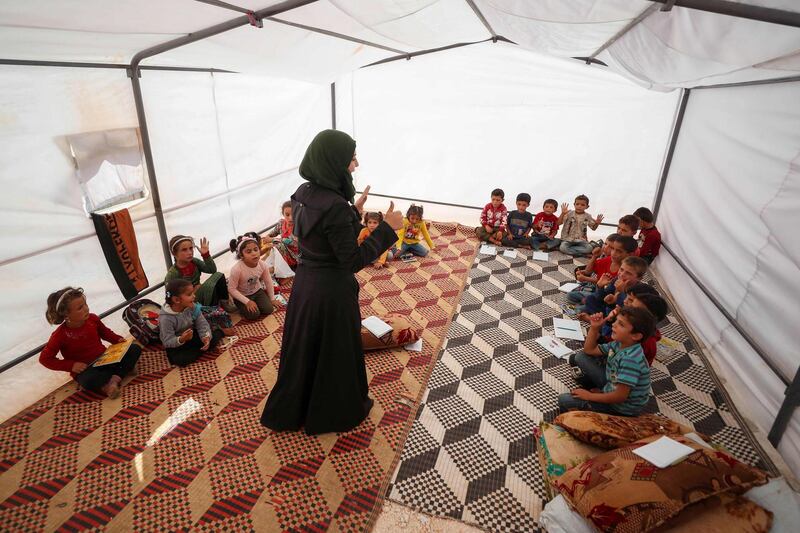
[123,299,162,346]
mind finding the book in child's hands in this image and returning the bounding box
[361,316,393,342]
[92,339,133,367]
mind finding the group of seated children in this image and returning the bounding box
[558,261,670,418]
[476,189,662,262]
[359,204,436,267]
[40,212,294,396]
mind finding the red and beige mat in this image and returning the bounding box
[0,222,478,532]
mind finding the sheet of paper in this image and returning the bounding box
[532,251,549,261]
[553,318,585,341]
[559,282,579,293]
[502,249,517,258]
[362,316,393,338]
[633,436,696,468]
[404,338,423,352]
[479,244,497,255]
[535,336,573,358]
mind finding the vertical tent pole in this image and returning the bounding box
[128,68,173,269]
[769,367,800,447]
[331,82,337,129]
[652,88,690,221]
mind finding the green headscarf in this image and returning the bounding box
[299,129,356,203]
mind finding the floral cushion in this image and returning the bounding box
[554,411,707,449]
[361,313,420,351]
[654,492,773,532]
[552,434,771,533]
[536,422,604,498]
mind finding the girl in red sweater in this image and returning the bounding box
[40,287,141,398]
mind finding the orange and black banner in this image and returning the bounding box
[92,209,149,299]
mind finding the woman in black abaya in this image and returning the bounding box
[260,130,402,434]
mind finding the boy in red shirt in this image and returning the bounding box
[476,188,507,245]
[530,198,560,251]
[567,235,637,304]
[633,207,662,264]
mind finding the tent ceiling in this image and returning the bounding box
[1,0,799,87]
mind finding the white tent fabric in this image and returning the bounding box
[1,0,800,479]
[337,43,680,218]
[2,1,798,88]
[656,80,800,475]
[0,66,327,369]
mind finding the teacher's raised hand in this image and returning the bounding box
[384,201,403,230]
[354,185,371,214]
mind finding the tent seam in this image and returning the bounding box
[731,144,800,364]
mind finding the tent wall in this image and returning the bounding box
[0,66,330,418]
[335,43,680,219]
[656,80,800,477]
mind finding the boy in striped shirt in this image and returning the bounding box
[558,306,654,416]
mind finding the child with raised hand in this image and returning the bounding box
[396,204,435,258]
[615,286,667,366]
[531,198,560,251]
[502,193,534,248]
[359,212,392,268]
[228,233,281,320]
[41,287,141,398]
[559,306,654,416]
[165,235,236,314]
[633,207,662,264]
[477,188,507,245]
[568,235,637,306]
[268,200,300,269]
[558,194,603,256]
[160,279,222,367]
[583,255,649,316]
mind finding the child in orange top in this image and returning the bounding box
[396,204,435,258]
[358,212,393,269]
[40,287,141,398]
[268,201,300,268]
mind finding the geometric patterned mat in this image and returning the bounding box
[0,222,477,532]
[387,247,779,533]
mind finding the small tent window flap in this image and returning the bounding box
[67,127,149,215]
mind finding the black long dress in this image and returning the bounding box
[260,182,398,434]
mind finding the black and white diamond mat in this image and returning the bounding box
[387,247,778,533]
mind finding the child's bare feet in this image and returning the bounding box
[102,375,122,399]
[575,312,590,322]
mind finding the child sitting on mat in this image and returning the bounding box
[558,194,604,257]
[41,287,141,398]
[159,279,223,367]
[228,233,281,320]
[359,212,393,268]
[476,188,507,245]
[559,306,654,416]
[267,201,300,269]
[396,204,435,259]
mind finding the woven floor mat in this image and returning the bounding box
[387,248,779,533]
[0,222,478,533]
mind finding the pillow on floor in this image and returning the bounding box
[554,411,707,449]
[361,313,420,351]
[653,491,773,533]
[552,434,770,533]
[536,422,604,498]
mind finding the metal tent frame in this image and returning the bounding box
[1,0,799,449]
